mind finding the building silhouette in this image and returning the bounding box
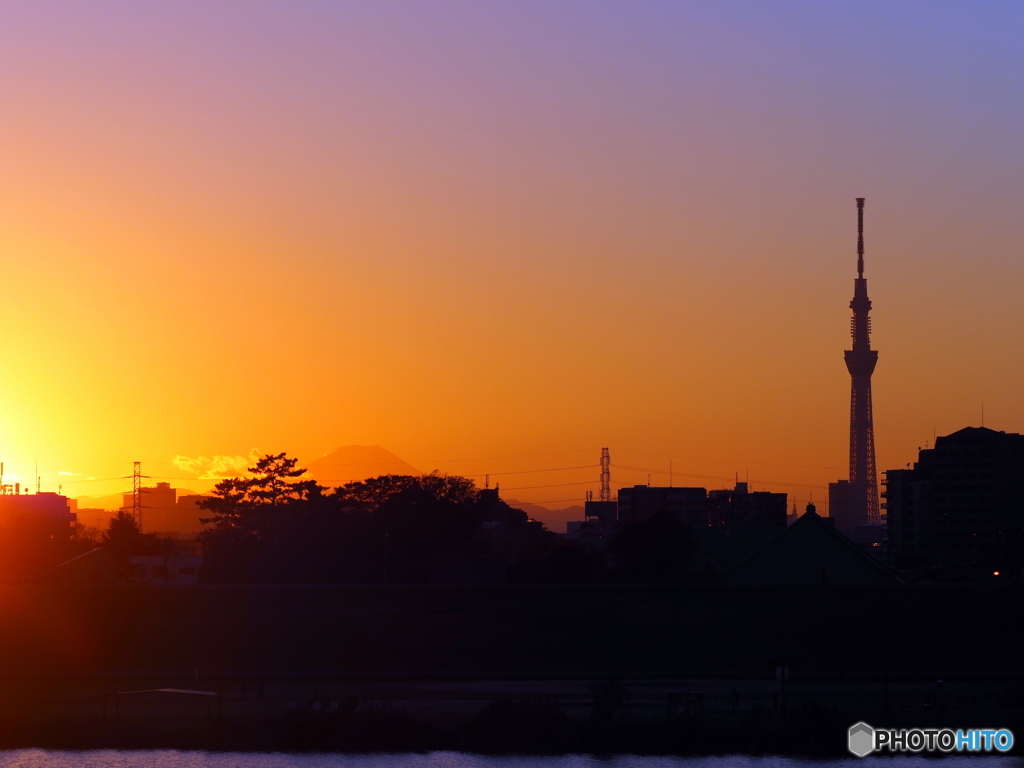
[617,485,710,525]
[617,482,786,528]
[884,426,1024,566]
[708,482,788,528]
[722,509,899,586]
[584,498,617,523]
[0,491,79,580]
[564,497,618,551]
[0,491,77,537]
[120,481,208,534]
[830,198,881,533]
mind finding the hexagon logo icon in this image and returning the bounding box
[848,721,875,757]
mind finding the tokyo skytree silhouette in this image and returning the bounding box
[842,197,880,526]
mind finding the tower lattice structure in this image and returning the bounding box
[844,198,880,525]
[133,461,143,528]
[599,447,611,503]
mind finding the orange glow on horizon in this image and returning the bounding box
[1,4,1022,515]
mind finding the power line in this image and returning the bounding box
[124,467,600,483]
[502,497,585,506]
[612,462,736,482]
[45,476,126,485]
[612,447,840,472]
[292,449,595,468]
[407,449,594,464]
[611,463,828,490]
[500,480,595,491]
[462,465,598,478]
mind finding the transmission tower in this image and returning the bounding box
[133,461,143,528]
[599,447,611,503]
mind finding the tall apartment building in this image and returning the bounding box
[884,426,1024,565]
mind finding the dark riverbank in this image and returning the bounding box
[1,684,1021,757]
[0,584,1021,754]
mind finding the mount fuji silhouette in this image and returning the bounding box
[305,445,422,488]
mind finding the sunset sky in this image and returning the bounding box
[1,2,1022,508]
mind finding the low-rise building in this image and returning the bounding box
[617,486,711,524]
[722,510,901,586]
[0,491,77,535]
[708,482,788,528]
[121,482,210,534]
[617,482,787,529]
[565,519,617,551]
[477,487,555,559]
[129,555,203,586]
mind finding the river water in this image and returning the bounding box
[0,753,1019,767]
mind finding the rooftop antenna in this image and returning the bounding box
[485,473,489,489]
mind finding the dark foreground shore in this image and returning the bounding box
[0,583,1022,755]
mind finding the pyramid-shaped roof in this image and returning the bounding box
[722,511,901,586]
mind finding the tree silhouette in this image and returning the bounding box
[199,452,325,538]
[608,514,694,583]
[102,510,142,568]
[336,472,477,509]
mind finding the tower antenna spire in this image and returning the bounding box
[856,197,865,277]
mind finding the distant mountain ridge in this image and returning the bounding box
[305,445,422,488]
[504,499,586,534]
[73,488,205,512]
